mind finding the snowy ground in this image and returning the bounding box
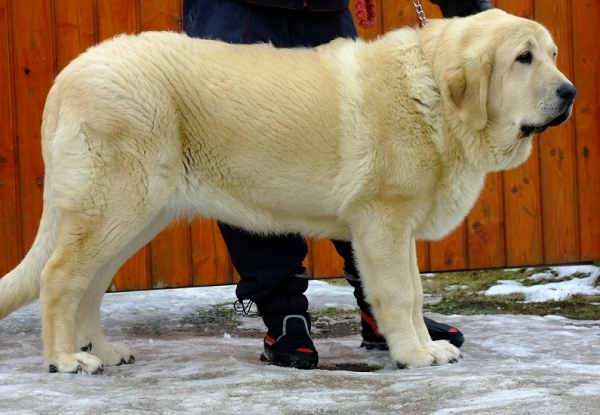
[1,268,599,414]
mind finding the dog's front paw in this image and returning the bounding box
[80,340,135,366]
[391,341,461,369]
[47,352,104,374]
[424,340,462,364]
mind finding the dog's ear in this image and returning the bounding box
[442,54,491,131]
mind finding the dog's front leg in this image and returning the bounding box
[409,239,461,361]
[350,216,458,368]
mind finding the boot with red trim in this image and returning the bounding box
[344,269,465,350]
[259,314,318,369]
[255,275,319,369]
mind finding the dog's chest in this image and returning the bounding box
[415,168,485,240]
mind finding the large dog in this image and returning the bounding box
[0,10,575,373]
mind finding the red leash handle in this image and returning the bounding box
[355,0,377,29]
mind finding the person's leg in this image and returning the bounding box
[219,223,318,368]
[183,0,353,369]
[331,240,465,349]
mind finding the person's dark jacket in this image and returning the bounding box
[237,0,349,11]
[237,1,493,17]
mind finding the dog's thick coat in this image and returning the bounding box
[0,10,575,373]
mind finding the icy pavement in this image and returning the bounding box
[1,275,599,414]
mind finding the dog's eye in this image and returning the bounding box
[517,51,533,64]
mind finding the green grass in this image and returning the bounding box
[420,268,600,320]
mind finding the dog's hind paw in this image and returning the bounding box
[47,352,104,374]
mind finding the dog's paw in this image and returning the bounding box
[424,340,462,365]
[392,341,461,369]
[80,340,135,366]
[47,352,104,374]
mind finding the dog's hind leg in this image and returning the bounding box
[74,209,173,367]
[39,202,170,374]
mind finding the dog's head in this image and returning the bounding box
[423,9,575,169]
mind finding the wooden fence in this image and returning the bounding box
[0,0,598,291]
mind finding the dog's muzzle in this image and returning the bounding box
[520,82,577,138]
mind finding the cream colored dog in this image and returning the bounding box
[0,10,575,373]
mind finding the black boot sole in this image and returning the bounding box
[260,350,318,369]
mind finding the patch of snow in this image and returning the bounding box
[484,265,600,302]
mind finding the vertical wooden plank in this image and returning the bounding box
[97,0,140,39]
[139,0,191,288]
[415,241,430,273]
[0,0,21,276]
[12,0,55,256]
[381,0,419,32]
[96,0,148,290]
[503,139,544,266]
[429,226,468,271]
[191,219,233,286]
[55,0,97,72]
[534,0,580,264]
[496,0,533,19]
[496,0,543,267]
[467,173,506,269]
[309,239,344,279]
[140,0,182,32]
[572,0,600,261]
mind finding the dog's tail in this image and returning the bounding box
[0,200,59,319]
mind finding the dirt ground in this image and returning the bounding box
[1,282,599,414]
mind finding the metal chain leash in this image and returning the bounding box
[412,0,429,26]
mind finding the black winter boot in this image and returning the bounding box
[344,269,465,349]
[255,274,318,369]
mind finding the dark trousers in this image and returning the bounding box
[183,0,359,301]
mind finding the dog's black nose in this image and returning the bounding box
[557,83,577,100]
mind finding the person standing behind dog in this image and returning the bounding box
[183,0,492,369]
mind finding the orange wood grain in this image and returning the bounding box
[535,0,580,264]
[191,219,233,286]
[0,0,21,276]
[140,0,182,32]
[381,0,419,32]
[12,0,55,255]
[571,0,600,261]
[503,140,544,266]
[467,172,506,269]
[429,225,468,272]
[55,0,97,72]
[309,239,344,279]
[97,0,140,40]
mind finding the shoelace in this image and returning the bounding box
[233,299,255,315]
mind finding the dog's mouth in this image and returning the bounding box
[519,102,574,138]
